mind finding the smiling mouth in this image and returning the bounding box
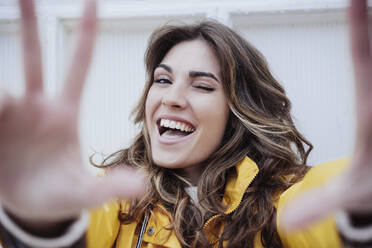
[157,118,195,137]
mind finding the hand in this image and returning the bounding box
[282,0,372,230]
[0,0,145,223]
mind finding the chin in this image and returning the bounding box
[152,153,190,169]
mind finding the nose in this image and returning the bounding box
[161,81,188,109]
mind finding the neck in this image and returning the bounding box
[178,164,205,186]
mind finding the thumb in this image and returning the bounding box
[82,167,148,208]
[280,177,343,231]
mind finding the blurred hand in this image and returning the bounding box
[0,0,145,223]
[282,0,372,230]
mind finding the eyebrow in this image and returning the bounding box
[157,64,172,73]
[156,63,220,83]
[189,71,219,83]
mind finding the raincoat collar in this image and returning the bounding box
[222,156,259,214]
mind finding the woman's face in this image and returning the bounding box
[145,39,230,181]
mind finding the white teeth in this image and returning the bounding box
[180,123,186,131]
[159,118,194,132]
[170,121,176,129]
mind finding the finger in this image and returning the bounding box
[62,0,97,105]
[19,0,43,94]
[280,180,343,231]
[0,86,13,121]
[349,0,372,149]
[0,87,12,120]
[349,0,372,90]
[83,167,147,208]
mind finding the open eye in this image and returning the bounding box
[154,78,172,84]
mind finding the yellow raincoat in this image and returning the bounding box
[87,157,349,247]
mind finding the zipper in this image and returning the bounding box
[203,165,259,244]
[135,211,149,248]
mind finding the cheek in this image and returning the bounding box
[197,97,229,140]
[145,87,156,124]
[144,99,150,123]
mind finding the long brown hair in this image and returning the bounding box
[94,20,312,247]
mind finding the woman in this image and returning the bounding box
[88,20,315,247]
[0,0,372,247]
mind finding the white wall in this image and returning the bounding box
[0,0,359,167]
